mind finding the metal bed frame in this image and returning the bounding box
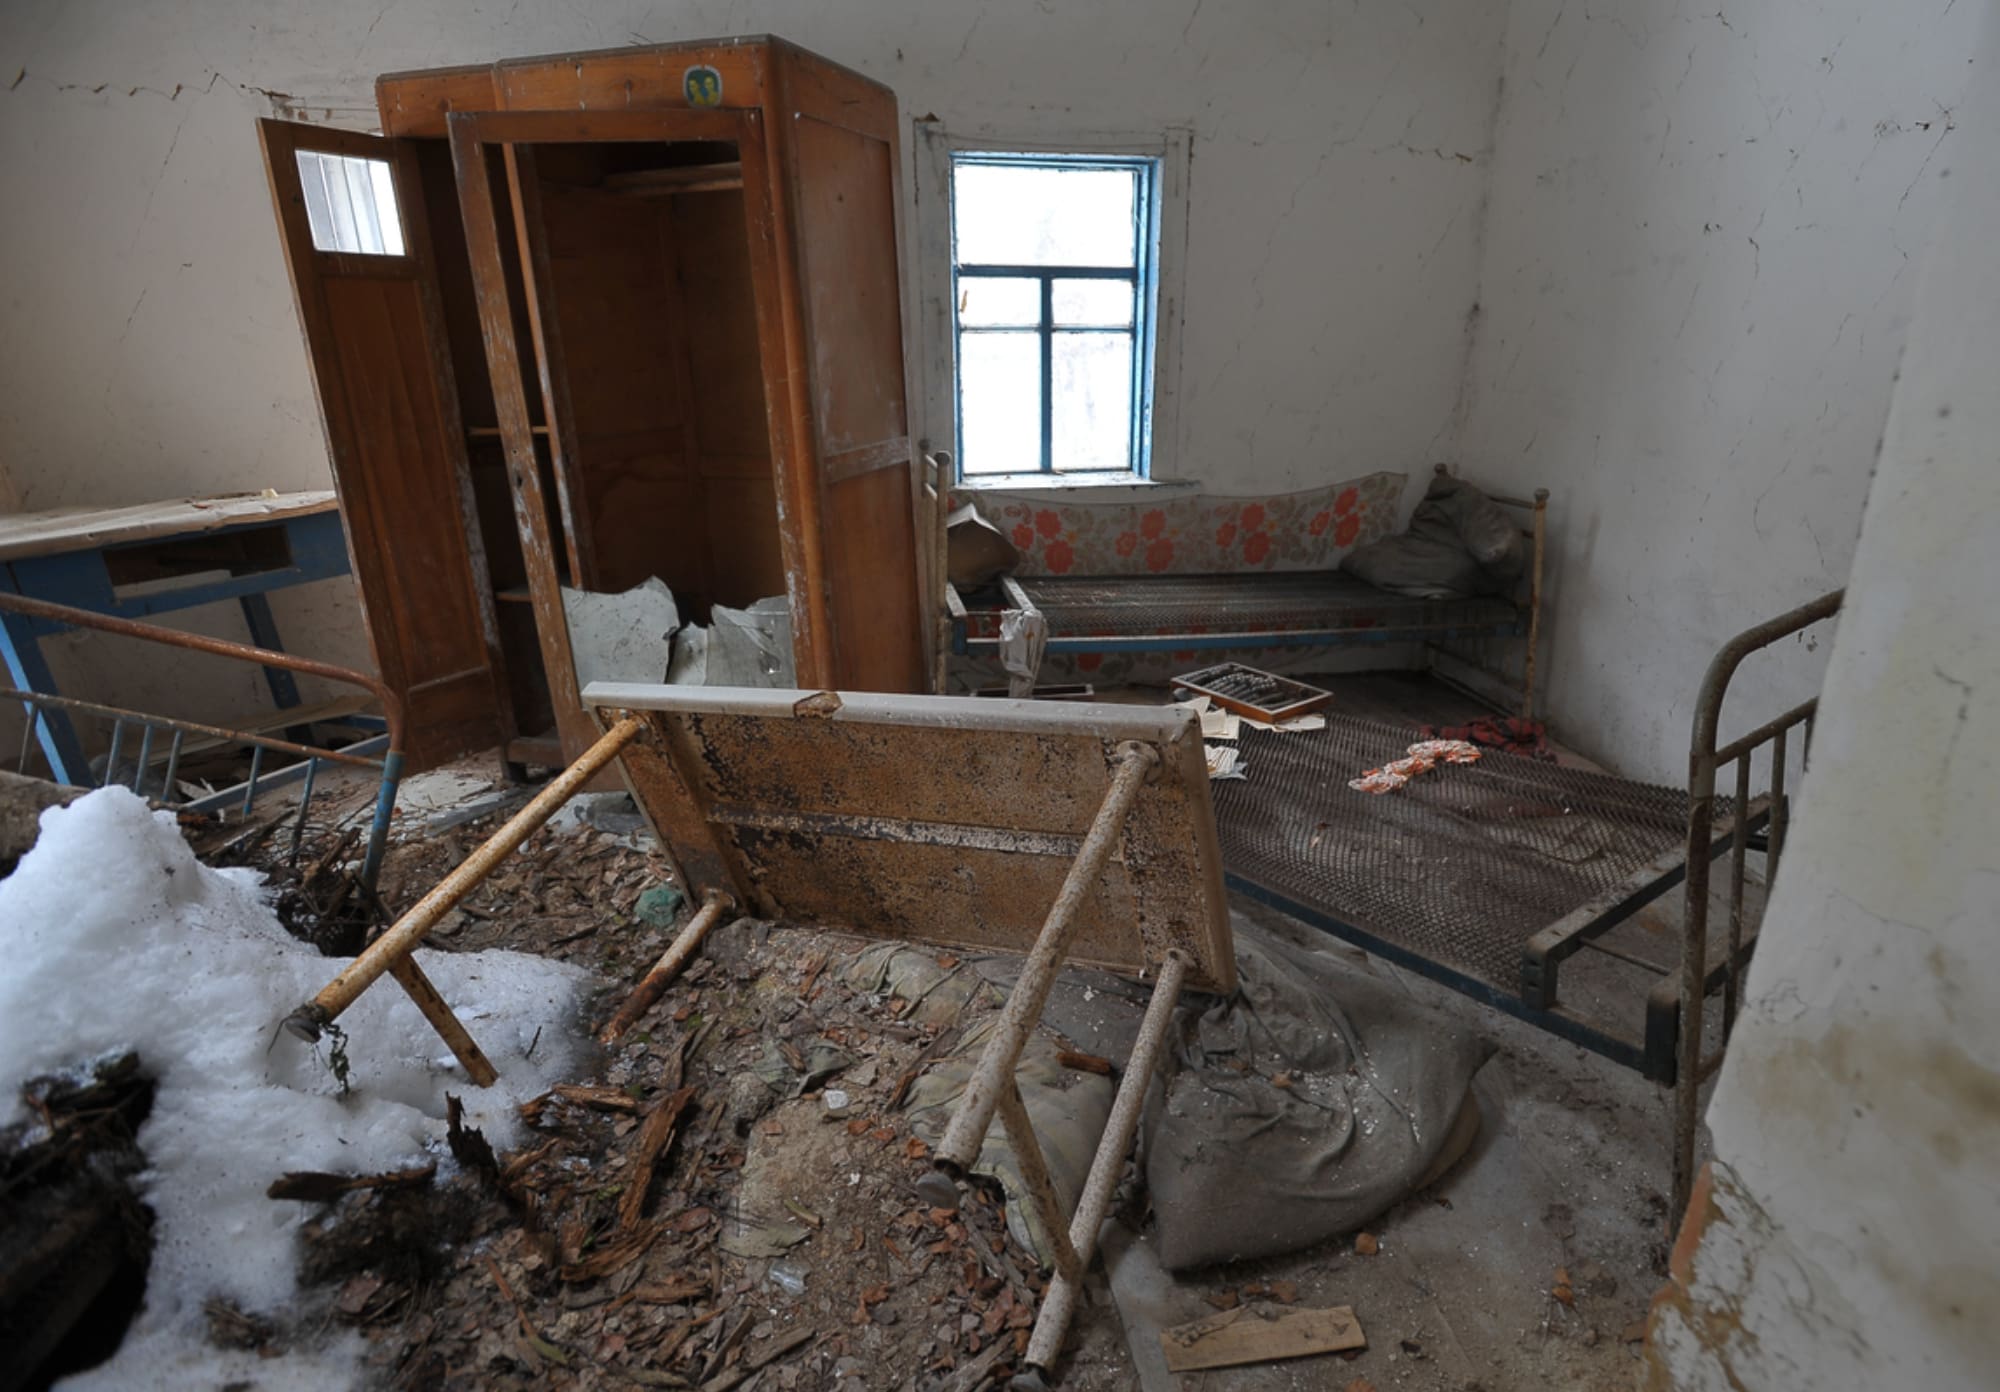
[1209,590,1841,1223]
[0,591,405,892]
[938,462,1551,717]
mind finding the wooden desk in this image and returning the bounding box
[1,491,353,784]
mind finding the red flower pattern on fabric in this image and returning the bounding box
[1215,522,1237,548]
[1243,531,1272,564]
[1335,513,1362,547]
[1115,531,1139,557]
[1308,510,1331,536]
[1335,488,1359,515]
[1012,524,1035,550]
[1240,503,1266,532]
[1045,540,1075,574]
[1140,508,1167,539]
[1145,537,1174,572]
[1035,509,1062,538]
[1076,652,1103,671]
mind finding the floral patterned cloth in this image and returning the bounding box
[952,472,1406,578]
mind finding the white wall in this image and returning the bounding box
[1455,0,1980,781]
[1649,6,2000,1382]
[0,0,1506,759]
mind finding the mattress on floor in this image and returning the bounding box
[1010,570,1520,640]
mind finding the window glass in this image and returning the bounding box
[953,163,1136,268]
[1052,279,1134,328]
[958,277,1041,327]
[958,332,1042,475]
[295,150,406,256]
[949,152,1158,477]
[1051,333,1135,473]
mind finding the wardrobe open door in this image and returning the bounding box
[777,82,928,693]
[258,119,503,768]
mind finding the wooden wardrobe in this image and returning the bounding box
[260,37,928,772]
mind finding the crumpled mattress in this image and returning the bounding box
[1142,919,1493,1271]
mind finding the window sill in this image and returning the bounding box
[955,472,1196,495]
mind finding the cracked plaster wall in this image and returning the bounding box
[0,0,1506,758]
[1648,6,2000,1384]
[1455,0,1981,782]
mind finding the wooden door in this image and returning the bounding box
[778,92,927,692]
[258,120,503,768]
[446,108,788,762]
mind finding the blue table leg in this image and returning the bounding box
[237,593,303,709]
[0,580,91,786]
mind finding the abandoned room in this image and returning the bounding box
[1,2,1993,1389]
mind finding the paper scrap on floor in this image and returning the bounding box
[1242,711,1326,733]
[1176,694,1242,741]
[1205,745,1246,780]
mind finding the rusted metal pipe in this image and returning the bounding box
[599,890,733,1044]
[1672,588,1842,1223]
[1021,948,1190,1379]
[0,591,404,752]
[0,688,387,771]
[932,740,1158,1176]
[1524,488,1548,718]
[285,717,643,1042]
[996,1077,1082,1283]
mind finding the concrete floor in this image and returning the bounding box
[1054,670,1707,1391]
[184,668,1721,1391]
[1084,896,1676,1392]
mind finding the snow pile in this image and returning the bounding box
[0,787,595,1389]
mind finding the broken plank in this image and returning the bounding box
[1160,1303,1366,1373]
[618,1084,698,1229]
[266,1161,436,1203]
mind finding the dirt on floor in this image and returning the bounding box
[215,794,1132,1392]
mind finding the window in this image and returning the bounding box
[294,150,406,256]
[950,154,1161,479]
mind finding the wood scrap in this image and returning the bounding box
[618,1085,698,1228]
[445,1093,497,1178]
[266,1161,436,1203]
[520,1084,644,1125]
[624,1273,710,1306]
[744,1326,815,1370]
[558,1219,662,1283]
[1160,1303,1367,1373]
[1056,1049,1112,1076]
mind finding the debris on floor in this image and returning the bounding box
[1159,1301,1366,1373]
[0,670,1677,1392]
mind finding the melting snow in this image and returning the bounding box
[0,787,595,1389]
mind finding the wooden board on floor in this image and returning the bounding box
[1160,1304,1366,1373]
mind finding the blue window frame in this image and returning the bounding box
[950,153,1161,479]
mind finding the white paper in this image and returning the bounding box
[1205,745,1247,780]
[1240,712,1328,734]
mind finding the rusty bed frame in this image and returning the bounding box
[1213,590,1842,1222]
[0,591,405,890]
[280,686,1233,1386]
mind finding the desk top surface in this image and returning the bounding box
[0,490,339,562]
